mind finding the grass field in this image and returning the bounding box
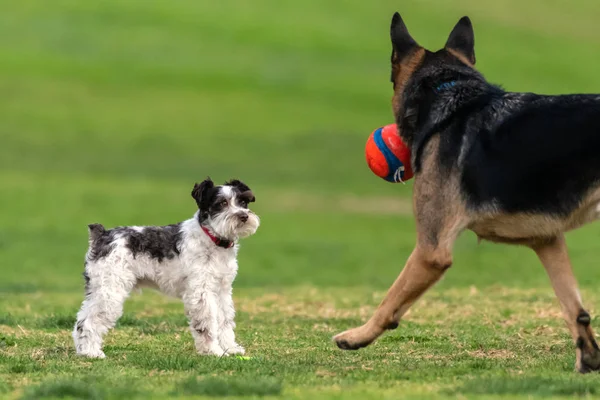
[3,0,600,398]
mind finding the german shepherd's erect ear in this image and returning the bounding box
[390,12,423,88]
[445,16,476,65]
[390,12,418,62]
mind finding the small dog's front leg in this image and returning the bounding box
[184,290,225,356]
[218,288,244,355]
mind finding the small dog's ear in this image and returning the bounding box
[225,179,251,193]
[243,191,256,203]
[191,177,214,209]
[445,16,475,65]
[390,12,418,62]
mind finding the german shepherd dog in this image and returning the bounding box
[334,13,600,373]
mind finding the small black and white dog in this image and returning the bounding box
[72,178,259,358]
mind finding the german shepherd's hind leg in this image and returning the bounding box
[532,235,600,373]
[333,244,454,350]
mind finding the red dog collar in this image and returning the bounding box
[202,226,234,249]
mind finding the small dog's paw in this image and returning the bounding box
[77,350,106,359]
[198,345,227,356]
[225,344,245,355]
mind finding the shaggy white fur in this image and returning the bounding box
[73,180,259,358]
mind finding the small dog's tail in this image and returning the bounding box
[87,223,105,242]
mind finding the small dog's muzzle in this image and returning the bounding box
[237,212,248,223]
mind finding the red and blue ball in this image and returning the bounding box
[365,124,413,183]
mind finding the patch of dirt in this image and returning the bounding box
[534,307,562,319]
[466,349,516,359]
[316,369,337,377]
[0,326,22,335]
[237,292,374,320]
[236,287,594,334]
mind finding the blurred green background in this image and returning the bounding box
[2,0,600,293]
[4,1,600,398]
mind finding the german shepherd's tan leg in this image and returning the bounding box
[333,243,453,350]
[533,235,600,373]
[334,137,465,350]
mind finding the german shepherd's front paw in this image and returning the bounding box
[333,325,382,350]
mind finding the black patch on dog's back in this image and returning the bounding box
[126,224,182,262]
[461,96,600,215]
[87,224,183,263]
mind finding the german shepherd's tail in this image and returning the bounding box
[87,223,106,242]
